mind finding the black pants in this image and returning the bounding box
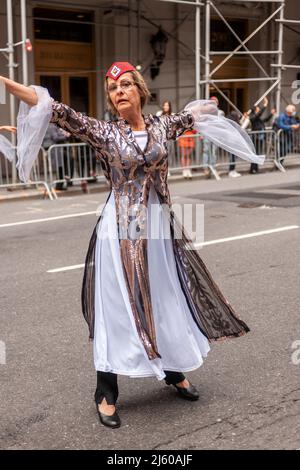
[95,370,185,405]
[56,151,74,189]
[229,154,236,172]
[250,135,265,174]
[250,163,258,173]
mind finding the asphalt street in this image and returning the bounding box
[1,168,300,450]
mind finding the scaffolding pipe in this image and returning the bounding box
[153,0,204,6]
[272,64,300,69]
[21,0,28,86]
[137,0,141,65]
[276,19,300,24]
[201,77,278,84]
[210,50,281,55]
[204,0,210,99]
[6,0,16,183]
[128,0,132,63]
[195,0,201,99]
[276,2,284,112]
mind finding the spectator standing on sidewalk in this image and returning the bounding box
[247,97,274,174]
[275,104,300,165]
[203,96,224,178]
[178,128,197,179]
[43,123,71,190]
[226,110,242,178]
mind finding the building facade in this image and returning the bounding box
[0,0,299,124]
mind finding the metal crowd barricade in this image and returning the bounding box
[215,129,278,174]
[276,128,300,171]
[169,129,278,179]
[47,142,106,198]
[0,147,53,200]
[1,130,299,198]
[170,133,207,174]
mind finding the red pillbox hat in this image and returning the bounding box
[105,62,136,80]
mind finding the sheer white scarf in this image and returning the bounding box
[185,100,265,165]
[16,85,52,182]
[0,134,15,162]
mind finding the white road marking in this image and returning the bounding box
[194,225,299,248]
[47,225,299,274]
[0,211,98,228]
[47,264,85,273]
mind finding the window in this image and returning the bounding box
[39,76,62,102]
[69,77,89,114]
[211,20,248,52]
[33,8,94,43]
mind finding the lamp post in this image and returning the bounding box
[6,0,16,182]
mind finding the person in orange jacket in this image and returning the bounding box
[178,128,198,179]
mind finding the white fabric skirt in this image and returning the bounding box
[93,184,210,380]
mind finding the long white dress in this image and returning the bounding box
[93,131,210,380]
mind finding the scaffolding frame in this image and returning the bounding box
[153,0,289,114]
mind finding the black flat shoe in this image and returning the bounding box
[173,383,199,401]
[96,404,121,428]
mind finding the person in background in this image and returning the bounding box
[275,104,300,165]
[240,111,251,130]
[178,128,197,179]
[42,123,71,190]
[203,96,224,178]
[226,110,242,178]
[156,101,174,177]
[247,97,275,174]
[156,100,172,117]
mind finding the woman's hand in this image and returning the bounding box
[0,125,17,133]
[0,76,38,106]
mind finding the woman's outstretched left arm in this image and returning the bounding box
[159,111,194,141]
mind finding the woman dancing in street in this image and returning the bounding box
[0,62,263,428]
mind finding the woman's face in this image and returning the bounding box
[107,72,142,116]
[162,102,170,113]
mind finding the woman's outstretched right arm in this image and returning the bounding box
[50,102,109,149]
[1,76,109,149]
[0,76,38,106]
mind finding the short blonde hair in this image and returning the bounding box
[105,70,152,116]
